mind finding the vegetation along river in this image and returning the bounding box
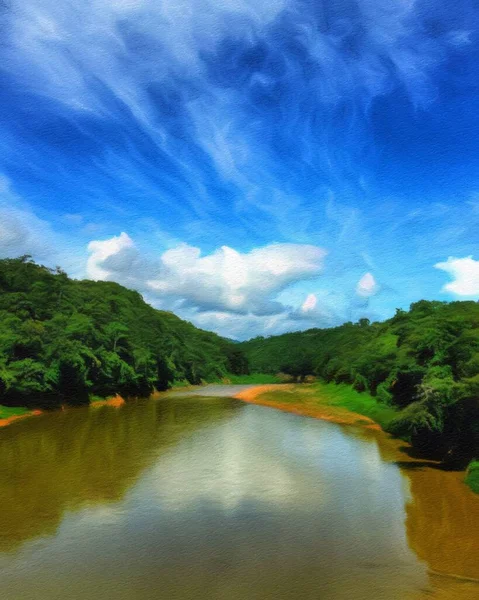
[0,385,477,600]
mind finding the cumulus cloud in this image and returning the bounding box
[355,272,379,297]
[87,233,327,316]
[435,256,479,296]
[151,243,326,315]
[87,232,136,280]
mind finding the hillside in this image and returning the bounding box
[239,301,479,466]
[0,256,248,409]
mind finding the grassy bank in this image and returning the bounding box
[309,382,399,430]
[0,405,30,420]
[235,382,394,430]
[246,382,399,429]
[465,461,479,494]
[168,374,282,390]
[0,404,36,428]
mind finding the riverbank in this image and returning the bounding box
[90,395,126,408]
[233,383,393,431]
[232,383,479,496]
[0,394,126,428]
[0,406,42,428]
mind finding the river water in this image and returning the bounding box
[0,386,477,600]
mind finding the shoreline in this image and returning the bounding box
[0,395,127,429]
[0,409,43,428]
[90,395,126,408]
[233,384,382,431]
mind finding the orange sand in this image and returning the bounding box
[90,395,126,408]
[0,409,43,428]
[234,384,382,431]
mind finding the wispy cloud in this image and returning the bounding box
[0,0,464,223]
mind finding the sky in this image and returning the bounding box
[0,0,478,340]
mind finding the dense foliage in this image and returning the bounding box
[240,302,479,466]
[0,257,248,409]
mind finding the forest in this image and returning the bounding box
[240,301,479,467]
[0,256,248,408]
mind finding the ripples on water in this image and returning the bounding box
[0,390,477,600]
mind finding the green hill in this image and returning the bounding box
[0,256,248,409]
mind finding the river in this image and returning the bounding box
[0,386,477,600]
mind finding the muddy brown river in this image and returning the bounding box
[0,386,477,599]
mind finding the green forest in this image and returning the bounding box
[0,256,248,409]
[239,301,479,468]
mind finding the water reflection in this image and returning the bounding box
[0,393,476,600]
[0,396,238,551]
[404,466,479,580]
[358,425,479,583]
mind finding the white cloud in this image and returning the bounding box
[435,256,479,296]
[301,293,317,313]
[151,242,326,315]
[191,310,298,340]
[291,288,351,326]
[87,232,135,280]
[356,272,379,297]
[86,233,327,316]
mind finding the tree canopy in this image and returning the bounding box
[0,257,248,408]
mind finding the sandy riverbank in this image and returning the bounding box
[0,409,43,428]
[90,395,126,408]
[233,384,382,431]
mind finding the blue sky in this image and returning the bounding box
[0,0,478,339]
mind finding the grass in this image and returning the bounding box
[89,394,106,402]
[253,381,399,430]
[0,404,30,420]
[170,380,194,389]
[310,382,399,430]
[465,460,479,494]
